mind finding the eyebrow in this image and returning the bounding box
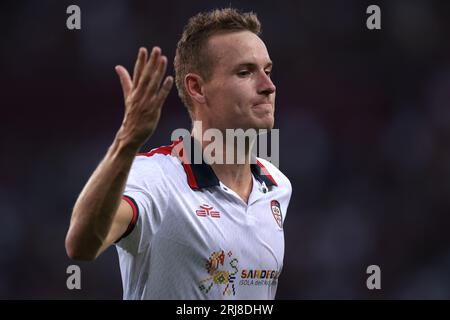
[234,61,273,70]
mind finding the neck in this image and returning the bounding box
[191,121,256,203]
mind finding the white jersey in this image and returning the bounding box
[115,139,292,299]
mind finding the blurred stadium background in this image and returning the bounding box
[1,0,450,299]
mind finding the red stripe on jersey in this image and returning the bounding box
[136,139,199,190]
[182,162,199,190]
[256,159,278,186]
[137,139,182,157]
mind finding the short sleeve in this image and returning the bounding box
[115,155,169,256]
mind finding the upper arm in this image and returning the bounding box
[96,198,135,257]
[111,156,170,255]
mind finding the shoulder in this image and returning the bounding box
[128,142,182,184]
[133,140,183,169]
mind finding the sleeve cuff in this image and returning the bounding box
[115,195,139,243]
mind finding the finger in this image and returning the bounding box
[115,65,132,100]
[136,47,161,98]
[154,76,174,108]
[145,55,168,97]
[132,47,148,88]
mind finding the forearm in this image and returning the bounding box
[65,135,138,260]
[66,46,173,260]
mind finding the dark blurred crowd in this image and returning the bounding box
[1,0,449,299]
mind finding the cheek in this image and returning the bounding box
[227,83,252,105]
[207,79,253,111]
[204,83,224,106]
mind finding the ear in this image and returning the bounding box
[184,73,206,104]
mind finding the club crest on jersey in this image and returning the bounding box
[271,200,282,228]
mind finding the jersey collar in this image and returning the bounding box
[174,137,278,190]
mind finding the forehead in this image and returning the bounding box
[205,31,271,70]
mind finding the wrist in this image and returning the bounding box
[111,130,141,157]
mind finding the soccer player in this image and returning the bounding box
[65,8,292,299]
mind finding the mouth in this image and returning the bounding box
[252,103,273,112]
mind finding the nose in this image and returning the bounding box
[258,72,276,96]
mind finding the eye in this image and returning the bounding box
[237,70,251,77]
[265,70,272,77]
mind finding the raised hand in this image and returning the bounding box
[115,47,173,150]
